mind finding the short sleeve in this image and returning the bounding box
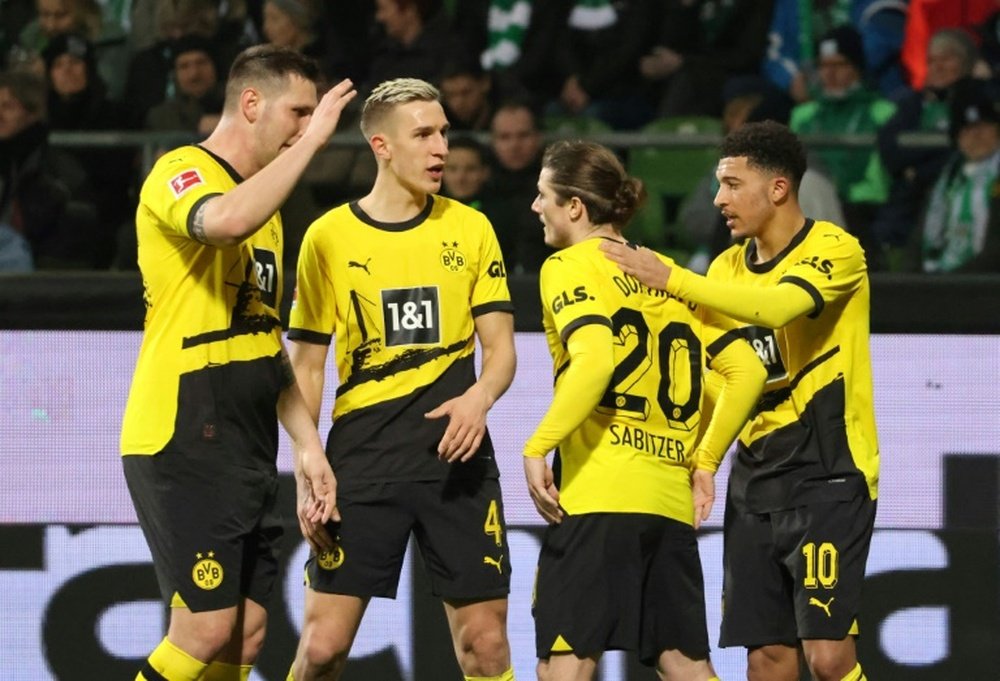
[141,150,224,241]
[779,226,867,318]
[287,224,335,345]
[470,212,514,317]
[539,252,612,343]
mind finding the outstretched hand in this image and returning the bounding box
[599,240,673,291]
[303,78,357,146]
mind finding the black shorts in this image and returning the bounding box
[305,476,511,601]
[719,496,877,648]
[533,513,710,666]
[122,450,282,613]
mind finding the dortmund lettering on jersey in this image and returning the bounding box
[121,145,286,463]
[288,196,513,486]
[708,219,879,512]
[540,238,746,524]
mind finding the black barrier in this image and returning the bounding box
[2,271,1000,334]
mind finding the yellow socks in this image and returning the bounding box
[465,668,515,681]
[136,638,207,681]
[202,661,252,680]
[841,663,866,681]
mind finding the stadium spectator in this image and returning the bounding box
[875,28,980,270]
[42,32,129,267]
[764,0,907,105]
[921,78,1000,273]
[0,68,99,269]
[640,0,773,118]
[122,0,247,129]
[900,0,995,89]
[440,58,495,131]
[145,35,224,137]
[789,25,896,259]
[511,0,661,129]
[442,134,491,210]
[481,100,550,273]
[121,46,353,681]
[18,0,128,98]
[363,0,468,95]
[261,0,329,80]
[285,77,517,681]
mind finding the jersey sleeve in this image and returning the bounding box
[523,323,615,457]
[539,252,612,342]
[776,225,867,319]
[141,150,224,241]
[470,212,515,317]
[287,223,335,345]
[693,307,767,471]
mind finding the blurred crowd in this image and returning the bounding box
[1,0,998,275]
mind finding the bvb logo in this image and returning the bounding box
[192,551,224,590]
[318,544,345,570]
[439,241,467,273]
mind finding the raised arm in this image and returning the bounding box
[194,79,356,247]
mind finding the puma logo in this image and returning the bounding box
[809,596,834,618]
[483,554,503,574]
[348,258,371,274]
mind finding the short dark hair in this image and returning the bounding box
[719,120,807,192]
[224,44,319,111]
[542,140,646,229]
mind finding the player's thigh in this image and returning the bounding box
[776,497,876,641]
[719,498,798,649]
[303,482,414,599]
[410,476,511,600]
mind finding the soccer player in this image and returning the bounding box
[602,121,879,681]
[120,45,355,681]
[285,78,517,681]
[523,140,766,681]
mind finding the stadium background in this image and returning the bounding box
[1,271,998,680]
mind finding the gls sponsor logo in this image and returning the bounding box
[552,285,593,313]
[487,260,506,278]
[797,255,834,279]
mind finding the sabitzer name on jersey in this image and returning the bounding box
[609,423,686,462]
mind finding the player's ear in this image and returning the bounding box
[241,87,261,124]
[771,175,791,203]
[370,132,390,161]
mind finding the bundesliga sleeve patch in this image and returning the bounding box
[168,169,204,197]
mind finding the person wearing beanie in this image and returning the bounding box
[41,30,129,268]
[874,27,982,270]
[921,78,1000,273]
[145,34,223,136]
[789,24,896,265]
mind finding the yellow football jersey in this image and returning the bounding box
[288,196,513,484]
[540,238,750,523]
[708,219,880,511]
[120,145,285,463]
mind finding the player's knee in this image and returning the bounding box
[298,620,352,671]
[458,621,508,661]
[803,647,852,681]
